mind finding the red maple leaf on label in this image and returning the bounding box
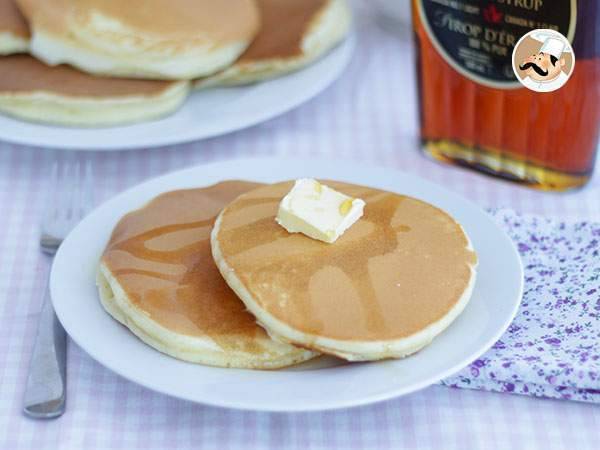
[483,4,503,24]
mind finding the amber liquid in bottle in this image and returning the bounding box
[412,0,600,190]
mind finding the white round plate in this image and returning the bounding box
[0,38,353,151]
[51,158,523,412]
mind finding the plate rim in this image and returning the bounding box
[51,157,524,412]
[0,37,354,152]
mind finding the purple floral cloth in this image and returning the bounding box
[441,209,600,403]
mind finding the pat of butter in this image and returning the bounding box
[276,179,365,244]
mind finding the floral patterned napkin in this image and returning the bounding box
[441,209,600,403]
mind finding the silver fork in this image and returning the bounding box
[23,158,94,419]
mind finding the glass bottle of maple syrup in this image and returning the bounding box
[412,0,600,190]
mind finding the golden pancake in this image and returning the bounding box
[18,0,260,79]
[0,0,29,54]
[0,55,189,126]
[98,181,316,369]
[211,181,478,361]
[195,0,351,88]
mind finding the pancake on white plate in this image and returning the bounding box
[211,181,478,361]
[195,0,351,88]
[17,0,261,80]
[0,0,29,54]
[0,55,189,126]
[98,181,316,369]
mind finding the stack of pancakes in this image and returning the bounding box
[98,180,478,369]
[0,0,351,127]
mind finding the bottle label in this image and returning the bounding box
[416,0,577,88]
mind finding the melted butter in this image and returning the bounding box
[217,181,478,341]
[238,0,327,61]
[101,181,271,349]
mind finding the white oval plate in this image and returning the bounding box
[0,38,353,151]
[51,158,523,412]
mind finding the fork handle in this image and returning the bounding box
[23,276,67,419]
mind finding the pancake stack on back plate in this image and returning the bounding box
[97,179,477,368]
[0,0,194,126]
[0,54,190,126]
[195,0,351,88]
[0,0,351,127]
[18,0,261,79]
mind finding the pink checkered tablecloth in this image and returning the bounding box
[1,4,599,449]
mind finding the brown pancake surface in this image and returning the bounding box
[0,0,29,38]
[0,55,179,97]
[214,181,478,342]
[17,0,259,42]
[101,181,282,351]
[238,0,328,62]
